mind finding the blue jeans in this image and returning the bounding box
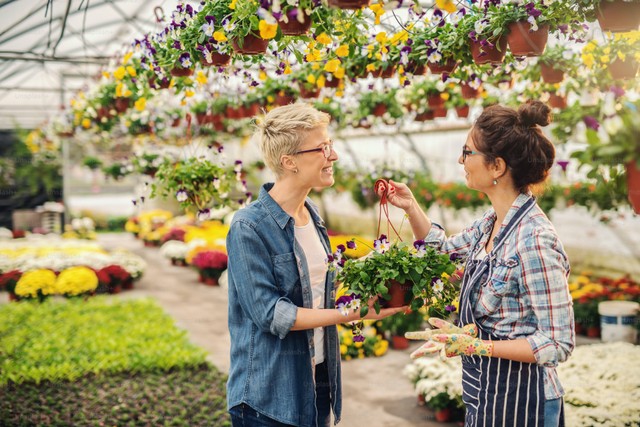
[230,362,331,427]
[544,397,563,427]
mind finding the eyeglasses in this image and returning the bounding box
[294,142,334,159]
[462,147,480,162]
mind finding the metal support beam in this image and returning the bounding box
[0,85,81,92]
[401,133,430,174]
[0,51,110,64]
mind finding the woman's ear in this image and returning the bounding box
[281,154,298,174]
[492,157,509,180]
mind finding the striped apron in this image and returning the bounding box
[458,197,547,427]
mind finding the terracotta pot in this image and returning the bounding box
[204,276,219,286]
[597,0,640,32]
[278,14,312,36]
[455,105,469,118]
[391,335,410,350]
[427,93,445,108]
[586,326,601,338]
[627,161,640,214]
[299,86,321,99]
[433,107,448,118]
[540,62,564,84]
[427,59,457,74]
[170,66,194,77]
[327,0,370,9]
[507,21,549,57]
[232,33,270,55]
[171,118,181,127]
[609,58,639,80]
[470,38,508,65]
[434,407,452,422]
[383,280,412,308]
[461,83,480,100]
[574,322,585,336]
[380,65,396,79]
[369,67,383,78]
[372,103,387,117]
[405,62,427,75]
[195,112,208,125]
[548,93,567,109]
[201,52,231,67]
[122,279,134,290]
[244,103,260,117]
[275,93,296,106]
[226,105,242,119]
[415,111,434,122]
[114,97,130,113]
[324,77,342,88]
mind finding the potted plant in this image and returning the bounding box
[14,269,57,302]
[56,266,99,298]
[182,0,234,67]
[337,321,389,361]
[411,11,469,74]
[537,45,577,84]
[97,265,132,294]
[331,235,460,341]
[357,89,403,120]
[0,270,22,301]
[227,1,276,55]
[589,0,640,32]
[102,162,130,181]
[132,153,162,177]
[160,240,189,267]
[192,250,228,286]
[456,5,508,65]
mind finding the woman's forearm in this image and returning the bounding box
[406,200,432,240]
[490,338,537,364]
[290,308,350,330]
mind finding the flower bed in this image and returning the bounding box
[338,321,388,360]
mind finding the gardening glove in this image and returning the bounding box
[405,318,478,359]
[431,333,494,358]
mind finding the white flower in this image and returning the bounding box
[527,15,538,32]
[201,22,214,37]
[603,116,624,136]
[160,240,188,260]
[432,279,444,295]
[176,189,188,202]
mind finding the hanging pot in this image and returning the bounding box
[507,21,549,57]
[372,103,387,117]
[405,62,427,75]
[427,59,457,74]
[324,76,342,88]
[299,86,321,99]
[380,65,397,79]
[547,93,567,109]
[114,97,130,113]
[627,161,640,214]
[427,93,445,108]
[275,93,296,106]
[433,107,448,118]
[461,83,481,99]
[470,37,507,65]
[201,52,231,67]
[170,66,194,77]
[609,58,639,80]
[327,0,370,9]
[232,33,269,55]
[278,14,312,36]
[540,62,565,84]
[415,111,434,122]
[597,0,640,32]
[455,105,470,118]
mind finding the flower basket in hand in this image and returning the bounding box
[192,250,228,286]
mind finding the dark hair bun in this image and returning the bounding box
[518,100,552,127]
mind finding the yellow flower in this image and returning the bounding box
[324,58,341,73]
[334,67,345,79]
[369,3,385,24]
[259,71,267,81]
[335,44,349,57]
[340,344,348,355]
[113,66,126,80]
[126,66,137,77]
[617,51,627,61]
[316,32,332,45]
[436,0,457,13]
[102,71,110,79]
[283,65,292,74]
[582,53,595,68]
[196,71,208,85]
[82,118,91,129]
[213,31,227,42]
[184,89,195,98]
[55,266,98,296]
[259,20,278,39]
[306,74,316,85]
[375,32,387,44]
[134,98,146,111]
[441,93,450,101]
[229,0,236,9]
[116,82,124,97]
[15,269,57,297]
[317,75,326,88]
[306,49,322,62]
[122,51,133,65]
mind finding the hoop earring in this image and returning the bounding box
[493,179,498,185]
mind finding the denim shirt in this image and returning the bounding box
[226,183,342,426]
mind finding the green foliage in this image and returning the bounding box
[0,298,208,385]
[82,156,102,170]
[0,365,230,426]
[428,391,459,411]
[380,309,425,336]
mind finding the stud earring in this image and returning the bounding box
[493,179,498,185]
[294,169,298,174]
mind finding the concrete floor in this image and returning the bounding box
[99,232,458,427]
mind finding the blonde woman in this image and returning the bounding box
[226,103,403,427]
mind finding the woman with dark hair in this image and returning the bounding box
[380,101,575,427]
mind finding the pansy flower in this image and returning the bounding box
[176,189,188,202]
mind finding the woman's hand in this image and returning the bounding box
[377,180,417,212]
[359,296,407,321]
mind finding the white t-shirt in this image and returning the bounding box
[294,218,327,365]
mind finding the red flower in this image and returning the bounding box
[98,265,131,285]
[161,227,186,243]
[0,270,21,290]
[192,250,228,270]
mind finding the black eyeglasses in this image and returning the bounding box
[462,147,480,162]
[294,142,334,159]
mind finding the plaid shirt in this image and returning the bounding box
[425,193,575,400]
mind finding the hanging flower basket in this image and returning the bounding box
[427,93,445,108]
[597,0,640,32]
[627,161,640,214]
[609,58,639,80]
[461,83,480,99]
[299,86,321,99]
[170,66,194,77]
[201,52,231,67]
[433,107,448,118]
[325,77,342,88]
[149,76,170,89]
[427,59,457,75]
[507,21,549,57]
[171,118,181,127]
[415,111,435,122]
[380,65,397,79]
[278,14,312,36]
[327,0,371,9]
[405,62,427,75]
[275,93,296,106]
[232,33,269,55]
[455,105,470,118]
[372,103,387,117]
[470,38,507,65]
[540,63,564,84]
[548,93,567,109]
[243,103,261,117]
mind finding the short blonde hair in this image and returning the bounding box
[256,103,330,178]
